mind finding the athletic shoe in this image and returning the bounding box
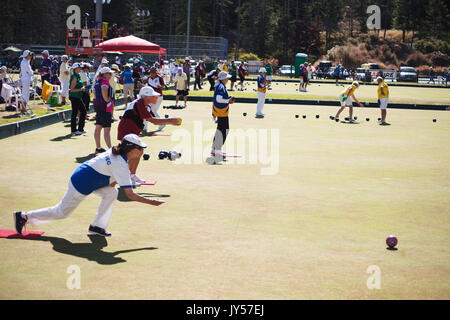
[255,114,265,119]
[131,174,146,184]
[13,211,27,235]
[88,225,111,237]
[95,147,106,154]
[349,118,356,123]
[379,121,391,126]
[75,131,83,135]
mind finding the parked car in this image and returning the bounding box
[397,66,418,82]
[355,68,367,81]
[316,61,332,79]
[326,67,346,79]
[279,65,294,77]
[361,63,380,70]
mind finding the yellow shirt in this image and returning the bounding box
[222,64,228,72]
[377,81,389,99]
[341,85,357,97]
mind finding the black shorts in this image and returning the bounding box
[95,109,112,128]
[239,75,245,82]
[230,75,237,82]
[176,90,189,97]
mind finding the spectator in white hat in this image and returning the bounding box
[118,86,181,186]
[39,50,51,88]
[174,67,189,107]
[69,63,89,135]
[20,50,34,114]
[210,71,235,162]
[93,66,114,154]
[256,67,267,118]
[95,58,109,80]
[59,55,70,105]
[182,57,191,90]
[13,133,166,237]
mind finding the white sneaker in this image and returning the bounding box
[131,174,145,187]
[75,131,83,135]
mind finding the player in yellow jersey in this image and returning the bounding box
[334,81,364,122]
[376,76,389,125]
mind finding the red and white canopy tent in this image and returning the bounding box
[95,35,167,56]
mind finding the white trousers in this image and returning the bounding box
[60,79,70,98]
[26,180,118,229]
[21,79,30,103]
[256,91,266,115]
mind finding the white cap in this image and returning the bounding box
[218,71,231,81]
[352,81,359,87]
[122,134,147,148]
[42,50,49,55]
[259,67,267,73]
[101,58,109,64]
[62,55,68,60]
[0,66,6,71]
[72,63,81,69]
[111,64,120,71]
[376,76,384,82]
[22,50,31,58]
[185,57,189,60]
[99,66,113,74]
[139,86,161,97]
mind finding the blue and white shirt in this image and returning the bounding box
[70,149,132,195]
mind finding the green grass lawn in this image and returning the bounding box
[0,101,449,299]
[167,81,450,105]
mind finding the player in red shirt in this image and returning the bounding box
[117,86,181,186]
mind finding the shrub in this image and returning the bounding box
[405,52,430,67]
[239,52,260,62]
[425,51,450,67]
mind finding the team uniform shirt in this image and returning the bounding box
[341,85,357,99]
[175,73,188,90]
[339,85,357,105]
[120,69,134,84]
[148,75,165,95]
[377,81,389,99]
[59,62,70,81]
[20,59,33,82]
[70,149,132,195]
[212,82,231,117]
[265,65,272,76]
[117,98,155,140]
[229,64,237,77]
[69,73,84,99]
[39,57,52,77]
[257,74,266,93]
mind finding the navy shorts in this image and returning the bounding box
[95,109,112,128]
[176,90,189,97]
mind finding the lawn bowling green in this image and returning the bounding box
[164,80,450,106]
[0,101,449,299]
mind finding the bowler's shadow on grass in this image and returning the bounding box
[75,153,96,163]
[50,134,75,142]
[34,235,157,265]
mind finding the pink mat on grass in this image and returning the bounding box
[143,132,172,136]
[0,229,45,239]
[140,180,157,185]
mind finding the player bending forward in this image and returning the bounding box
[334,81,364,122]
[13,134,164,237]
